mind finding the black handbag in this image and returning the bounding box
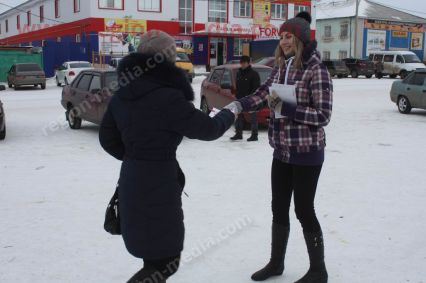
[104,185,121,235]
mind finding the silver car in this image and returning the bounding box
[390,69,426,114]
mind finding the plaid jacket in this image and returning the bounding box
[239,47,333,157]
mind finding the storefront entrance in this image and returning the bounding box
[209,37,227,67]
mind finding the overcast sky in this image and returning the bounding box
[0,0,425,18]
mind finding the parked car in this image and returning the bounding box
[176,48,195,83]
[55,61,93,86]
[7,63,46,90]
[61,69,118,129]
[390,69,426,114]
[253,56,275,67]
[108,57,123,69]
[225,60,241,65]
[369,51,426,79]
[200,64,272,126]
[342,58,375,78]
[322,60,350,78]
[0,84,5,140]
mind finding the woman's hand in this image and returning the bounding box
[223,101,243,115]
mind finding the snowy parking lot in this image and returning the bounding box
[0,76,425,283]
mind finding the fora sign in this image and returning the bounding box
[205,22,279,39]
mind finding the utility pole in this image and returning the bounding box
[353,0,361,57]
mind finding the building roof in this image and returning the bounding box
[0,0,37,18]
[316,0,426,23]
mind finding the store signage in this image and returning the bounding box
[105,18,147,34]
[365,19,424,33]
[205,23,280,39]
[411,33,423,50]
[392,31,408,38]
[253,0,271,27]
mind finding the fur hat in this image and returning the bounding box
[137,30,177,63]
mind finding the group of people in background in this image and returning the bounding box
[100,11,332,283]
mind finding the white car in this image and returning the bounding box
[55,61,93,86]
[368,51,426,79]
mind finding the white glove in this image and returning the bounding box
[223,101,243,115]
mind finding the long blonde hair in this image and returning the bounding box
[274,36,305,71]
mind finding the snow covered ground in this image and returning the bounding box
[0,76,425,283]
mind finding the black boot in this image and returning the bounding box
[247,132,258,142]
[294,231,328,283]
[127,266,166,283]
[251,223,290,281]
[230,131,243,140]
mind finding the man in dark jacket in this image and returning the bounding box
[99,30,235,283]
[231,56,261,141]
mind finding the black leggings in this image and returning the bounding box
[144,254,181,280]
[271,158,323,233]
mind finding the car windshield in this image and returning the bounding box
[254,68,272,83]
[105,72,119,91]
[255,57,274,65]
[176,52,190,62]
[17,64,42,72]
[403,55,421,63]
[70,62,92,68]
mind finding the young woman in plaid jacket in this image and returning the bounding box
[225,12,333,283]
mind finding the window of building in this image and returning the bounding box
[271,3,286,20]
[138,0,161,12]
[339,50,348,59]
[74,0,80,13]
[179,0,192,34]
[40,6,44,23]
[340,23,348,39]
[324,26,331,38]
[234,38,248,56]
[99,0,124,10]
[55,0,60,18]
[294,5,310,14]
[234,0,252,18]
[27,11,31,25]
[17,15,20,30]
[5,19,8,33]
[323,51,331,60]
[209,0,227,23]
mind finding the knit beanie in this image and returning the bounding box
[279,11,312,45]
[137,30,177,63]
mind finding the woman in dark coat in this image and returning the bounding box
[99,30,235,283]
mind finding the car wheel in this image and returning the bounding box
[351,70,358,78]
[67,105,82,129]
[56,77,61,87]
[337,74,343,78]
[390,74,397,79]
[200,97,210,114]
[13,85,19,90]
[0,126,5,140]
[41,83,46,90]
[399,70,408,79]
[64,77,69,85]
[366,74,372,78]
[397,96,412,114]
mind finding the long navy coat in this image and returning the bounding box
[99,53,234,260]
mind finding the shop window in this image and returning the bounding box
[40,6,44,23]
[323,51,331,60]
[234,38,248,56]
[271,3,286,20]
[55,0,60,18]
[179,0,192,34]
[138,0,161,12]
[208,0,227,23]
[234,0,252,18]
[99,0,124,10]
[74,0,80,13]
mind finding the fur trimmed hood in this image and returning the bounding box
[115,52,194,101]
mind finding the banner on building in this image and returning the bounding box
[364,19,424,33]
[411,33,423,50]
[104,18,147,34]
[99,32,141,54]
[392,31,408,38]
[253,1,271,27]
[366,30,386,55]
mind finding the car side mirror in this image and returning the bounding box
[0,85,6,91]
[221,82,232,89]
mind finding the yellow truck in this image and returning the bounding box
[175,48,195,83]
